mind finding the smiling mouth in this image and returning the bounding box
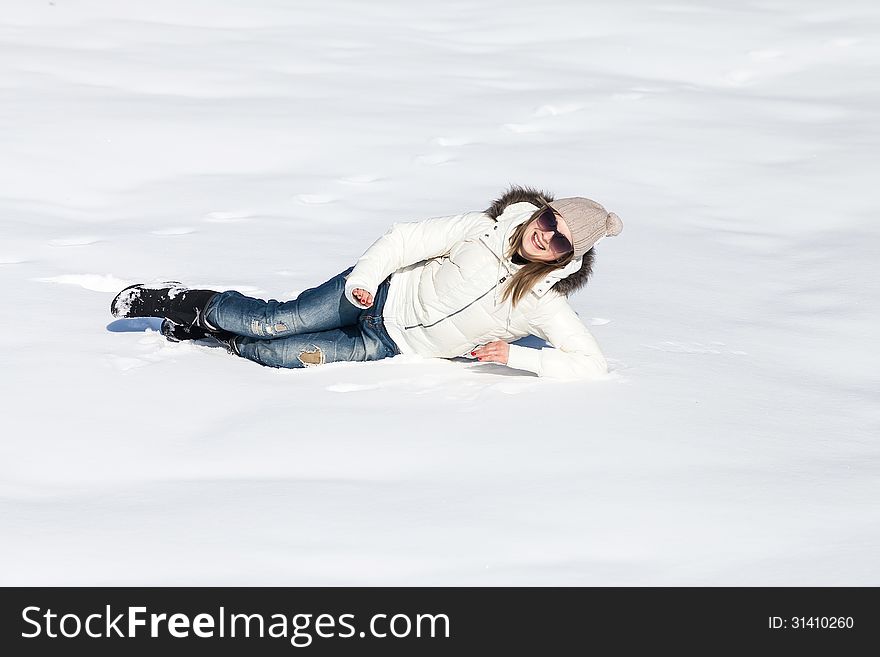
[532,232,543,250]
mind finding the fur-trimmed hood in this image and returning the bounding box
[483,184,594,297]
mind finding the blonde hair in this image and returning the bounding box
[500,208,573,307]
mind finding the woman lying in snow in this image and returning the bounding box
[110,184,623,379]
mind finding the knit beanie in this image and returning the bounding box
[548,197,624,258]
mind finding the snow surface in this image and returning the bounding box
[1,0,878,585]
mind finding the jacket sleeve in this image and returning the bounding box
[344,211,486,307]
[506,295,609,380]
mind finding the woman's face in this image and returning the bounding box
[518,213,574,263]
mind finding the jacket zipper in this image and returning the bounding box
[404,276,507,330]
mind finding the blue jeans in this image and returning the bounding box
[202,267,400,368]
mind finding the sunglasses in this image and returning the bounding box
[533,205,573,256]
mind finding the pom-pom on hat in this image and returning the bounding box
[547,197,623,258]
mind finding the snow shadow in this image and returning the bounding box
[106,318,164,333]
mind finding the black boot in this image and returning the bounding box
[210,331,240,355]
[160,319,239,349]
[111,282,218,330]
[160,319,210,342]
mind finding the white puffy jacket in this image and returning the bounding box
[343,201,608,379]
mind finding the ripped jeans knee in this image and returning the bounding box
[296,345,325,367]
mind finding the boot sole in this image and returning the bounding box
[110,281,183,318]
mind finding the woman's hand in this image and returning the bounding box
[352,288,374,308]
[471,340,509,365]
